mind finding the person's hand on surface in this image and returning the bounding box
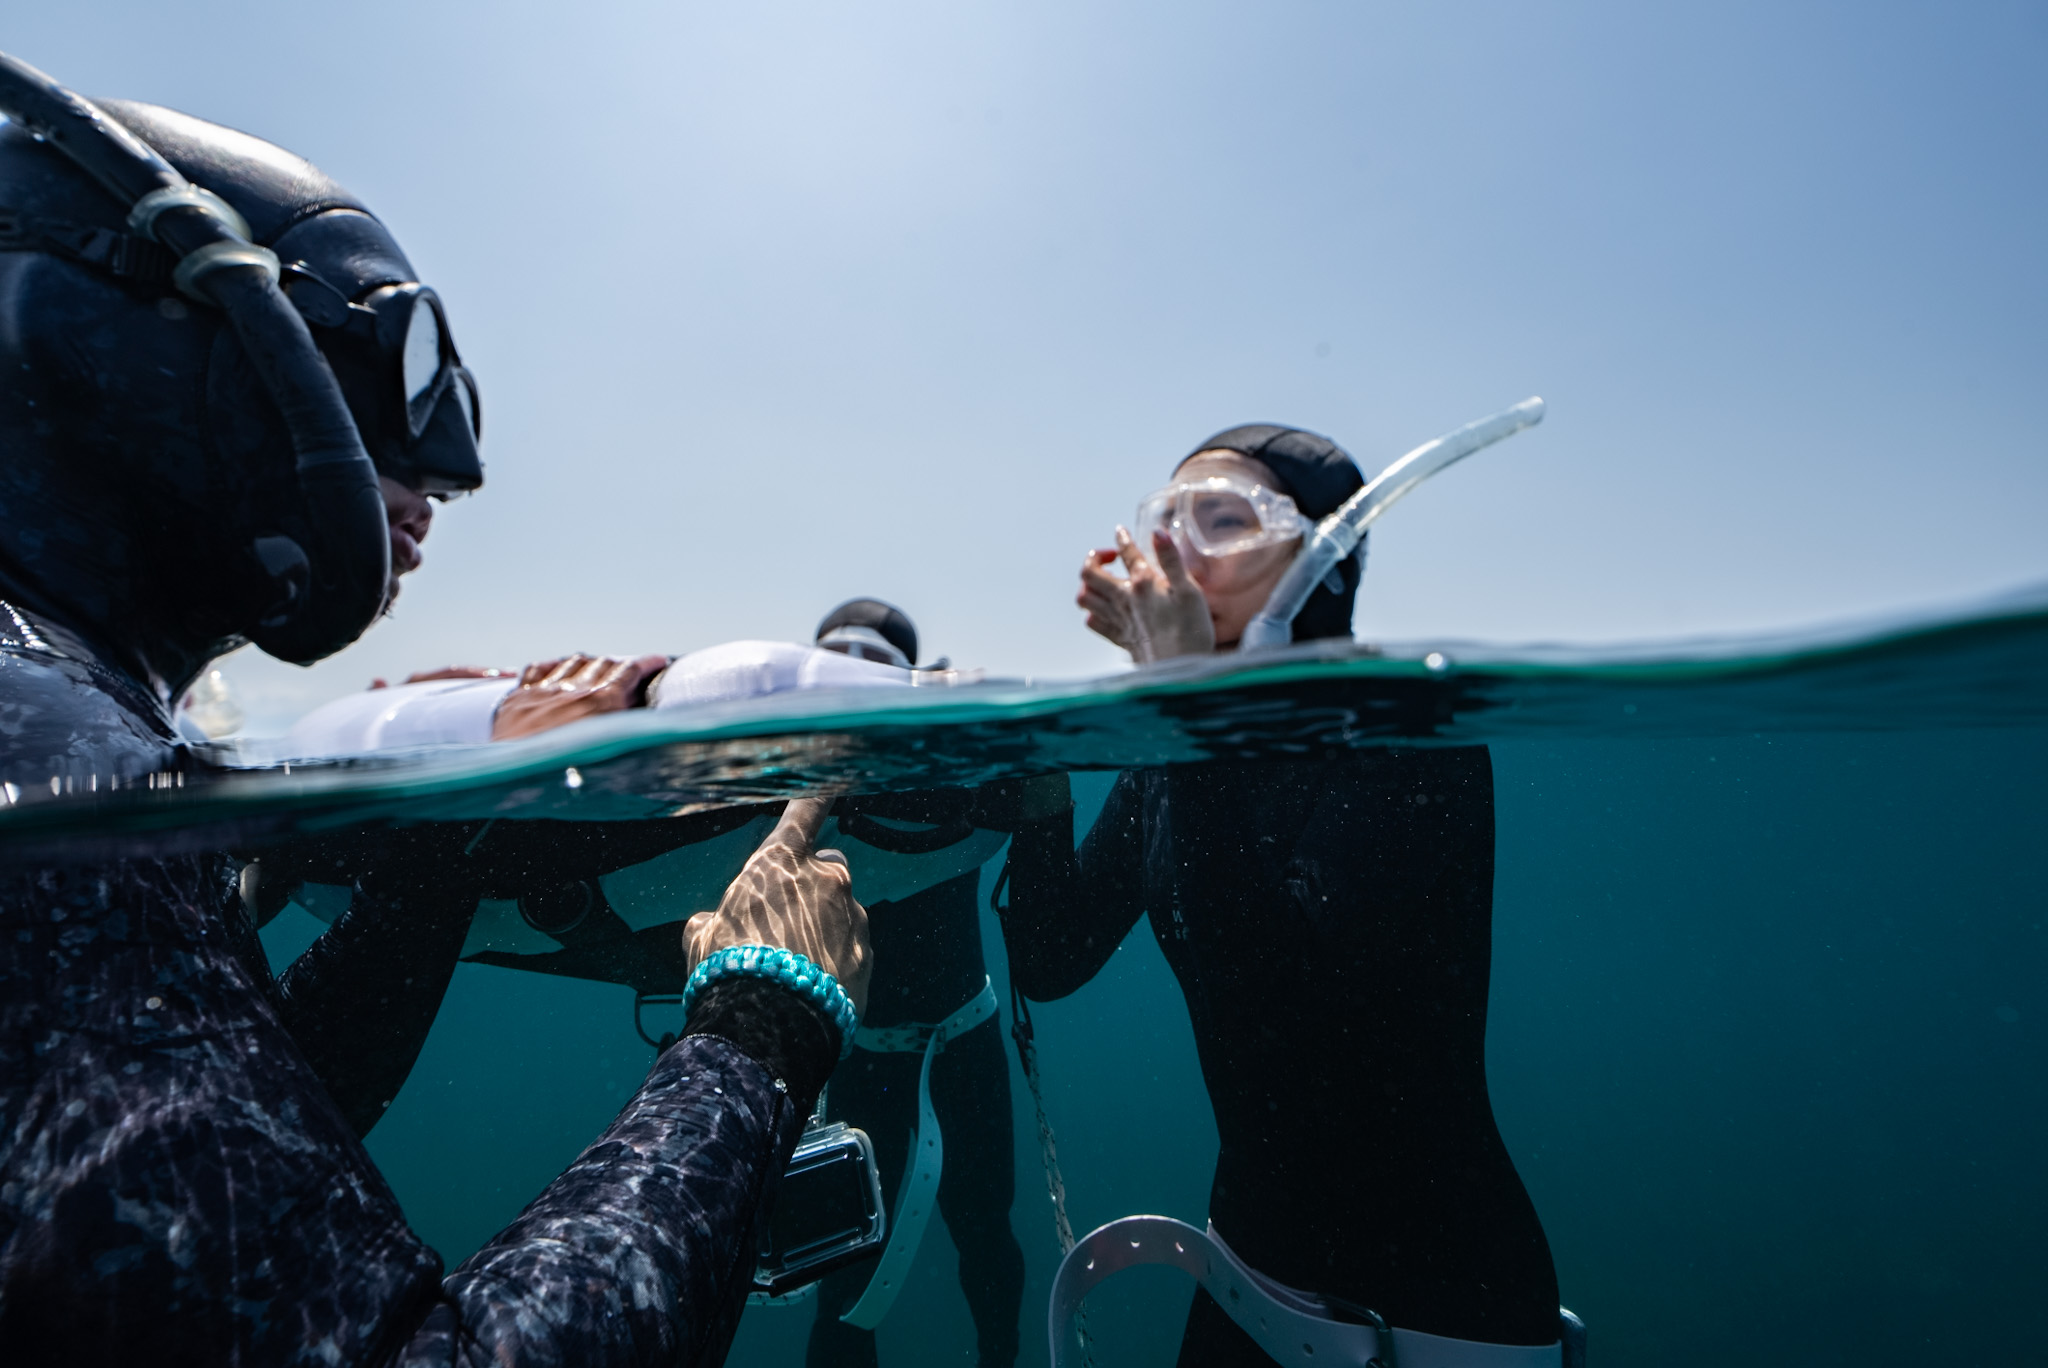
[1077,526,1215,663]
[683,796,872,1015]
[489,653,670,740]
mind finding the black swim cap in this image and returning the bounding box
[816,599,918,667]
[1181,424,1366,641]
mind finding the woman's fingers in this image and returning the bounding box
[1114,526,1151,577]
[1079,562,1124,603]
[1083,610,1129,644]
[1151,529,1198,591]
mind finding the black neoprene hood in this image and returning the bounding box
[0,88,479,683]
[1181,424,1366,641]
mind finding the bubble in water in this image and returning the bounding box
[1995,1004,2019,1025]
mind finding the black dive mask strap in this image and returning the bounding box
[0,207,176,284]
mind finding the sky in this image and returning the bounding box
[10,1,2046,731]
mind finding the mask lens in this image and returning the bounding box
[401,297,444,404]
[452,370,481,438]
[1187,489,1267,553]
[1134,489,1177,550]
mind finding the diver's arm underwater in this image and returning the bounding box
[241,829,482,1138]
[999,771,1146,1001]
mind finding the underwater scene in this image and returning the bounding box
[5,591,2042,1367]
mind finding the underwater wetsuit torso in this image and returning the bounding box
[1002,748,1558,1354]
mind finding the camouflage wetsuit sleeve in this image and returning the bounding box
[395,1022,812,1368]
[0,849,830,1368]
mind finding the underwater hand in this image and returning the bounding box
[1078,526,1214,664]
[683,796,872,1016]
[489,652,670,740]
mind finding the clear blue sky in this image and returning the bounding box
[12,2,2045,729]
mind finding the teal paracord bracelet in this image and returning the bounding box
[679,945,860,1060]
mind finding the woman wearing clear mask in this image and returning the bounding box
[998,426,1563,1366]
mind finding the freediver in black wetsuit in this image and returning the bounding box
[803,601,1025,1368]
[0,56,869,1367]
[998,427,1561,1364]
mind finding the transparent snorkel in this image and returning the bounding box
[1238,397,1547,651]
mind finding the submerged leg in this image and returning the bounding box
[806,1262,883,1368]
[932,1016,1024,1368]
[806,1048,917,1366]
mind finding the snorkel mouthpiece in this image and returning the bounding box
[1239,397,1546,651]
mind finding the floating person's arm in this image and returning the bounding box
[995,771,1148,1000]
[244,829,482,1138]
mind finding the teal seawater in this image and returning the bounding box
[16,591,2048,1366]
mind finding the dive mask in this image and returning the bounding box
[817,624,912,669]
[1134,476,1310,560]
[281,265,483,496]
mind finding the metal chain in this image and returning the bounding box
[1011,993,1093,1365]
[994,854,1094,1365]
[1013,998,1076,1252]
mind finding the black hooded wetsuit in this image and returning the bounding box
[807,869,1024,1368]
[999,748,1559,1363]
